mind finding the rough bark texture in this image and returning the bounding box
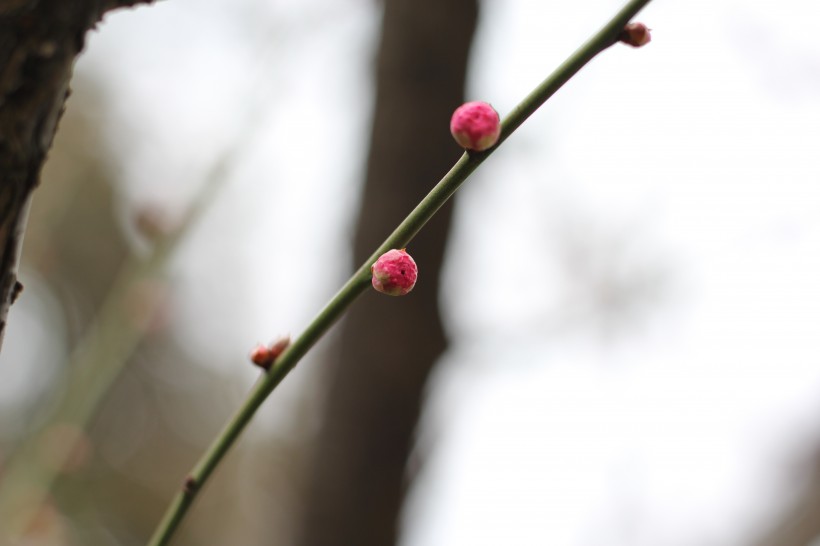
[0,0,152,352]
[294,0,478,545]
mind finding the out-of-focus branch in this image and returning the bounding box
[0,99,264,541]
[0,0,155,352]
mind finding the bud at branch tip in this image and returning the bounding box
[620,22,651,48]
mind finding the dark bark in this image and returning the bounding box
[0,0,153,352]
[294,0,478,545]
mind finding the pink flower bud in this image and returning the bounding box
[620,22,651,48]
[249,336,290,370]
[250,344,274,368]
[450,101,501,152]
[371,249,418,296]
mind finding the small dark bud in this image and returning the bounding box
[620,22,652,48]
[183,475,198,495]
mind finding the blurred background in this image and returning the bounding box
[2,0,820,544]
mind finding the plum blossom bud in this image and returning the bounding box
[620,22,651,48]
[371,249,418,296]
[450,101,501,152]
[250,345,274,367]
[249,336,291,370]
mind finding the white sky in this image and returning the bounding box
[3,0,820,544]
[407,2,820,545]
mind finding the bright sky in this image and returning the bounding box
[407,2,820,545]
[4,0,820,544]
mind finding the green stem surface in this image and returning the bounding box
[147,1,653,543]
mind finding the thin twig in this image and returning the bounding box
[146,0,654,543]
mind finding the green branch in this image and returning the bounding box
[147,0,654,543]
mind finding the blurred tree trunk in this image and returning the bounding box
[293,0,478,545]
[750,443,820,546]
[0,0,152,353]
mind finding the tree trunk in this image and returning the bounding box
[0,0,153,352]
[750,442,820,546]
[294,0,478,545]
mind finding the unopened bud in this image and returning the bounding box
[620,22,651,48]
[371,249,418,296]
[249,336,291,370]
[450,101,501,152]
[250,344,274,367]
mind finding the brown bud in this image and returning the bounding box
[183,475,199,495]
[620,22,651,48]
